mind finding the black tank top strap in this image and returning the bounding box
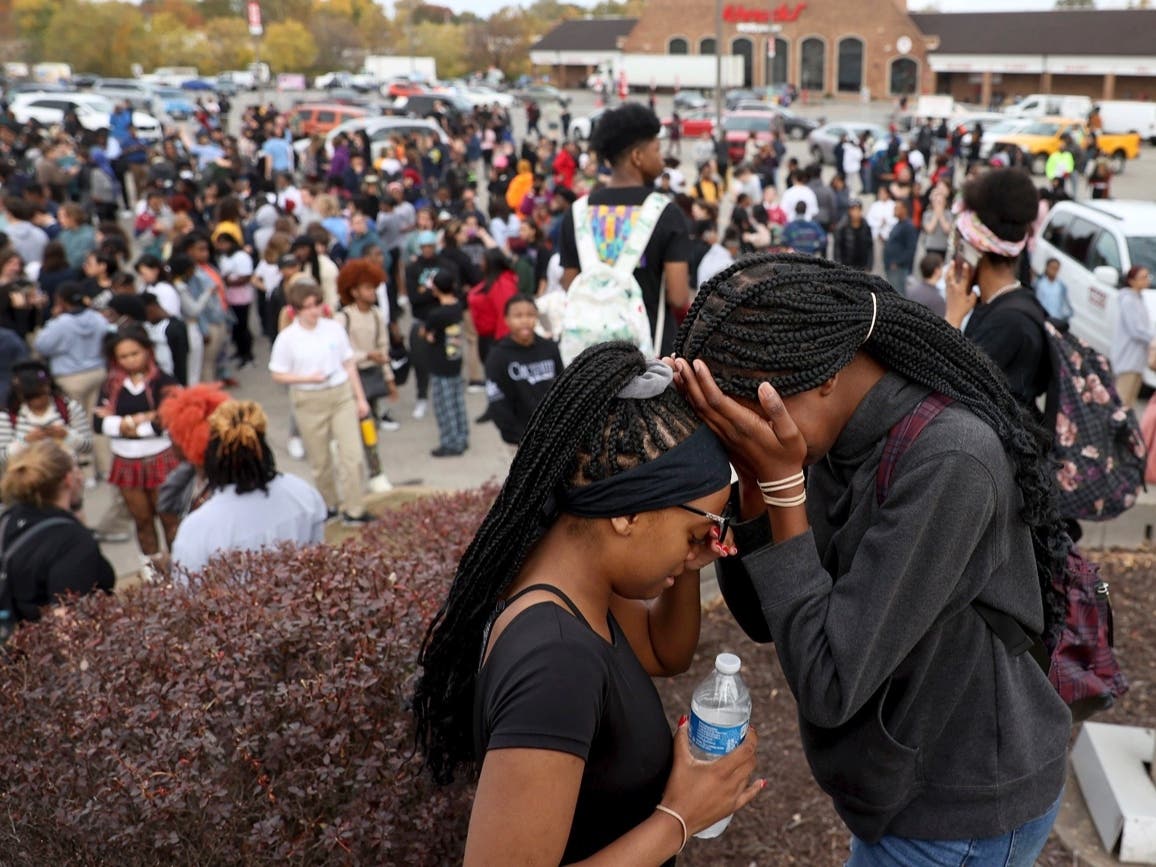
[498,583,589,628]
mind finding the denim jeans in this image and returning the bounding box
[846,793,1061,867]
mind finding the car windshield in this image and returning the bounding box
[1127,237,1156,275]
[725,116,768,132]
[1022,122,1060,136]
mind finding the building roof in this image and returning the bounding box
[911,10,1156,57]
[531,18,638,53]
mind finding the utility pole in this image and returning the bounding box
[247,1,264,104]
[714,0,723,125]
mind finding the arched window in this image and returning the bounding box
[767,38,789,86]
[837,37,863,93]
[668,37,689,55]
[732,37,753,88]
[699,37,716,55]
[890,57,918,95]
[800,37,825,92]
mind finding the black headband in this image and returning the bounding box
[557,425,732,518]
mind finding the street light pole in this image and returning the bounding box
[714,0,723,125]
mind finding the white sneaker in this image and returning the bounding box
[368,474,394,494]
[412,399,428,419]
[287,436,305,460]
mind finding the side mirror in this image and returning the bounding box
[1093,265,1120,287]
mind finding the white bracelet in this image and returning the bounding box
[762,490,807,508]
[757,472,805,494]
[654,804,688,854]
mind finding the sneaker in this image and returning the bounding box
[467,381,485,394]
[475,410,492,424]
[430,446,465,458]
[378,410,401,432]
[93,529,132,544]
[368,474,394,494]
[326,508,339,522]
[412,399,428,419]
[288,437,305,460]
[341,511,374,527]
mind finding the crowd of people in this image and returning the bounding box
[0,79,1148,865]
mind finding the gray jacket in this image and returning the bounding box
[718,372,1069,842]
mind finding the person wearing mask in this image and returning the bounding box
[170,400,327,578]
[883,201,919,295]
[558,104,692,358]
[833,199,874,273]
[0,441,115,623]
[1111,265,1154,407]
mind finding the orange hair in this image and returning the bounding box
[157,384,231,467]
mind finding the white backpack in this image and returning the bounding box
[559,192,668,366]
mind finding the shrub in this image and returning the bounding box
[0,487,497,866]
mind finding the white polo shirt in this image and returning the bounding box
[268,317,353,390]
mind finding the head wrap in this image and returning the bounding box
[556,361,732,518]
[952,200,1027,258]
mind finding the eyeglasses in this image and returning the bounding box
[677,504,732,542]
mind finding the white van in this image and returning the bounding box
[1004,94,1092,120]
[1031,200,1156,386]
[1094,100,1156,144]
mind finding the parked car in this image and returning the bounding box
[1094,100,1156,144]
[10,92,162,140]
[994,116,1141,175]
[382,77,428,98]
[974,117,1035,161]
[722,110,788,163]
[1031,199,1156,385]
[673,89,707,111]
[569,109,605,143]
[807,122,890,165]
[285,102,369,138]
[663,107,717,139]
[452,83,515,109]
[518,83,570,107]
[92,78,159,114]
[732,103,817,139]
[293,116,450,165]
[724,88,764,111]
[392,92,472,123]
[154,87,198,121]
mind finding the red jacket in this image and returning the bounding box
[467,270,519,340]
[553,148,577,190]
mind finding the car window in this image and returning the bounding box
[317,111,335,124]
[1088,230,1122,274]
[1126,237,1156,275]
[1023,122,1060,136]
[1061,218,1098,266]
[1041,210,1073,249]
[827,127,845,138]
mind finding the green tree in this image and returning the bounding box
[262,19,317,72]
[12,0,62,60]
[42,0,145,74]
[467,9,533,78]
[310,10,363,72]
[142,10,204,70]
[202,17,255,75]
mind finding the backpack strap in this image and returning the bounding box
[875,393,1043,666]
[54,395,70,426]
[875,393,956,504]
[612,193,668,279]
[571,197,599,274]
[0,515,75,628]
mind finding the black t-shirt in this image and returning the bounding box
[964,288,1050,410]
[475,599,673,865]
[559,186,691,356]
[424,301,464,377]
[405,255,460,321]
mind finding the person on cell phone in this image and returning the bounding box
[944,168,1050,414]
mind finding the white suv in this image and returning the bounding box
[1030,199,1156,385]
[10,92,162,141]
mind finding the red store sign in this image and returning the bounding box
[723,3,807,24]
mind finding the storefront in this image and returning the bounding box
[531,7,1156,104]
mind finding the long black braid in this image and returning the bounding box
[413,342,701,784]
[675,252,1068,638]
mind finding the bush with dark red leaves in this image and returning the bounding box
[0,488,496,866]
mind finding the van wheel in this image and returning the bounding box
[1031,153,1047,175]
[789,126,805,140]
[1110,150,1126,175]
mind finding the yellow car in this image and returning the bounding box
[994,116,1141,176]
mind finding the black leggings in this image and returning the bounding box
[230,303,253,363]
[409,320,431,400]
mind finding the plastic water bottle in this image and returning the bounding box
[688,652,751,839]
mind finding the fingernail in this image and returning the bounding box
[758,778,767,789]
[678,714,688,727]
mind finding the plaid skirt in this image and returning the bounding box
[109,448,180,490]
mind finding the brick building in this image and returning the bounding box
[531,7,1156,103]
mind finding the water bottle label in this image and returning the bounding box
[689,713,748,757]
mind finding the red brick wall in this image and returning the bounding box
[622,0,934,96]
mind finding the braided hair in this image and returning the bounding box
[675,252,1068,635]
[203,401,277,495]
[414,342,701,784]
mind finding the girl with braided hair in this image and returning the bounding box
[672,252,1070,865]
[170,400,326,577]
[414,342,762,866]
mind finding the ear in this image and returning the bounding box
[818,373,838,397]
[608,514,641,537]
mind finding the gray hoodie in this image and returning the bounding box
[717,372,1069,843]
[34,307,109,376]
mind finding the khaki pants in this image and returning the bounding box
[1117,371,1143,408]
[461,310,484,385]
[292,382,366,517]
[57,366,109,476]
[201,321,226,384]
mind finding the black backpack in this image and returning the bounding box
[0,513,74,644]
